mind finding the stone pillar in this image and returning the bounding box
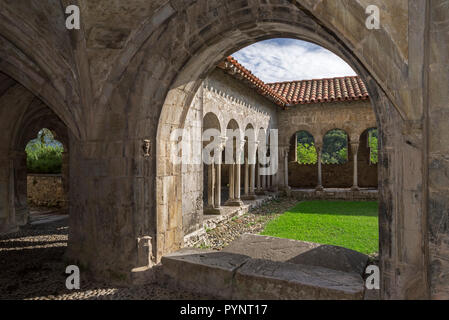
[316,144,324,191]
[0,151,18,235]
[228,163,234,200]
[244,157,249,196]
[284,148,290,192]
[215,159,222,209]
[61,151,69,211]
[350,142,360,191]
[208,163,214,207]
[12,151,28,226]
[250,164,256,196]
[232,140,245,206]
[205,144,224,215]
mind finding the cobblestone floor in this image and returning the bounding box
[0,214,210,300]
[194,197,299,250]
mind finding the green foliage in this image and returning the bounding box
[322,129,348,164]
[26,129,63,174]
[297,143,317,164]
[261,200,379,255]
[368,129,378,164]
[296,131,317,164]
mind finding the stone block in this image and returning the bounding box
[223,234,369,276]
[232,258,364,300]
[160,248,250,298]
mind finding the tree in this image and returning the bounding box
[297,143,317,164]
[322,129,348,164]
[26,129,64,174]
[368,129,378,164]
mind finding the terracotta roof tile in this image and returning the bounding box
[268,76,369,105]
[218,56,369,107]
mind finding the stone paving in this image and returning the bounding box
[0,212,211,300]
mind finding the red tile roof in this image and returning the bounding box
[218,56,369,108]
[267,77,369,105]
[218,56,288,107]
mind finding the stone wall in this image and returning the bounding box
[0,0,446,299]
[182,68,279,236]
[278,99,377,147]
[289,137,378,189]
[27,174,67,208]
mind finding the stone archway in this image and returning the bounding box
[153,16,427,300]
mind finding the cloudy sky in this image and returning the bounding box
[232,38,357,83]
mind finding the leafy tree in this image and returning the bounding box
[368,129,378,164]
[322,129,348,164]
[26,129,63,174]
[296,131,317,164]
[297,143,317,164]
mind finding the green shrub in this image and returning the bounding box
[297,143,317,164]
[26,129,63,174]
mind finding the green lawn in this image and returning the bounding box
[260,200,379,255]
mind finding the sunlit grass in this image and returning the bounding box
[261,200,379,255]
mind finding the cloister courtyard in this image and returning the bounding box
[0,1,448,301]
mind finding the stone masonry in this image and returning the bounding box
[0,0,447,299]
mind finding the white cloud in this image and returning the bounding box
[232,39,357,83]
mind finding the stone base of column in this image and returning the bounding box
[351,186,360,191]
[204,206,224,215]
[315,185,324,191]
[284,186,291,196]
[15,207,29,226]
[255,190,266,195]
[242,194,257,200]
[225,198,244,207]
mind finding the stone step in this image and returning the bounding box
[159,248,365,300]
[222,234,369,276]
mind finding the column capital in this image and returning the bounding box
[350,141,360,153]
[218,136,228,151]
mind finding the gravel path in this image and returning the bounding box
[0,214,210,300]
[194,197,299,250]
[1,198,298,300]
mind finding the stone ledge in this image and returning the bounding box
[159,246,365,300]
[233,258,364,300]
[160,248,250,299]
[223,234,369,276]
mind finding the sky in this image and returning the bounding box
[232,38,357,83]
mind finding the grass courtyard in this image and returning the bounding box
[260,200,379,255]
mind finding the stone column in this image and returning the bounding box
[351,142,360,191]
[316,144,324,191]
[283,148,290,193]
[61,151,69,211]
[233,140,244,205]
[205,139,225,215]
[0,151,18,235]
[249,163,256,196]
[228,163,234,200]
[215,160,221,208]
[225,139,244,206]
[208,163,215,207]
[244,156,249,197]
[243,151,257,200]
[12,151,28,226]
[249,142,258,198]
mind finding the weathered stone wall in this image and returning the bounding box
[0,0,446,299]
[182,69,279,236]
[27,174,67,208]
[289,137,378,188]
[278,99,377,147]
